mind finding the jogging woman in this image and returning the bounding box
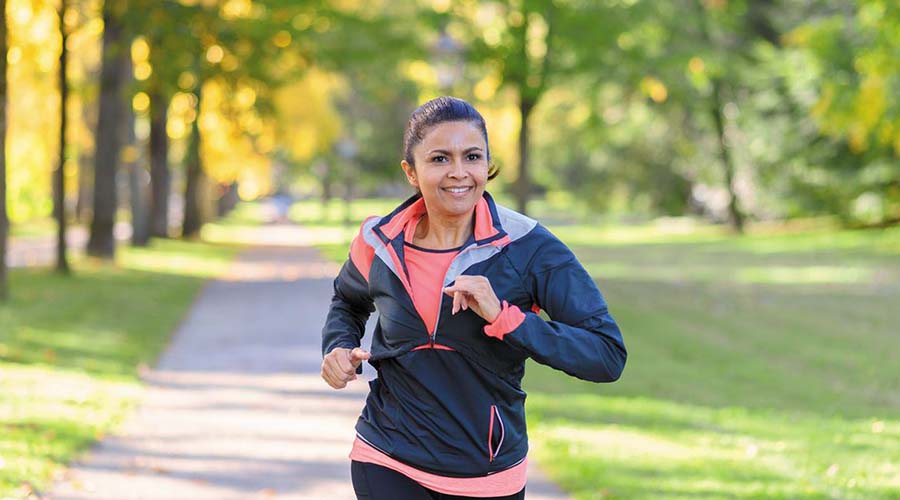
[322,96,627,499]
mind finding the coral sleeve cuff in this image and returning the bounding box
[483,301,526,340]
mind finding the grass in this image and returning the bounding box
[522,224,900,499]
[0,238,241,498]
[9,218,57,238]
[304,198,900,499]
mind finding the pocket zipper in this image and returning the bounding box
[488,404,505,463]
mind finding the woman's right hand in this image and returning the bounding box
[321,347,371,389]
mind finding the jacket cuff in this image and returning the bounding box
[483,301,526,340]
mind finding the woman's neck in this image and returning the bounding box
[413,211,474,250]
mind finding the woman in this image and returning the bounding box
[322,96,626,500]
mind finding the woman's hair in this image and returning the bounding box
[402,96,499,180]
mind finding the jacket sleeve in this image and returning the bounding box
[503,233,626,383]
[321,256,375,359]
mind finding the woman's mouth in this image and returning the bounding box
[442,186,473,195]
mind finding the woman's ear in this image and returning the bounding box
[401,160,418,188]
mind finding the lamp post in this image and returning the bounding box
[336,138,358,227]
[432,29,463,93]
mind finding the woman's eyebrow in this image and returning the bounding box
[427,147,484,155]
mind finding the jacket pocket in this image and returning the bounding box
[487,404,506,463]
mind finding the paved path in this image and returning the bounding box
[48,244,570,499]
[8,224,130,268]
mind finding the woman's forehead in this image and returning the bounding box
[419,121,485,152]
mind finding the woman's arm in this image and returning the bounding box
[321,257,375,357]
[506,253,626,383]
[444,231,626,383]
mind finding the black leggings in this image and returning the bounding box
[351,461,526,500]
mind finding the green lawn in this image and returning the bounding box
[0,239,240,498]
[524,225,900,499]
[308,200,899,500]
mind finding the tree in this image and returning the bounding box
[0,0,8,301]
[445,0,643,215]
[55,0,70,273]
[785,0,900,225]
[181,82,203,237]
[87,0,128,258]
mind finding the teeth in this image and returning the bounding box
[444,187,470,193]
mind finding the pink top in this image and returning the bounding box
[350,437,528,497]
[403,242,459,335]
[349,213,529,496]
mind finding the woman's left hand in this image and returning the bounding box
[443,275,502,323]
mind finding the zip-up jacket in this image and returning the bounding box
[322,192,626,478]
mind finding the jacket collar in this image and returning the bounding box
[372,191,508,248]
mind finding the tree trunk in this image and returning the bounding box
[149,91,170,238]
[87,1,126,258]
[75,153,92,222]
[710,79,745,233]
[217,181,238,217]
[514,95,535,215]
[182,85,203,238]
[0,0,9,301]
[55,0,70,274]
[125,93,150,246]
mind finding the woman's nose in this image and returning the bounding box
[448,158,468,177]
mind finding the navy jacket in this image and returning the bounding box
[322,192,626,477]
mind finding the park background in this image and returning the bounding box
[0,0,898,498]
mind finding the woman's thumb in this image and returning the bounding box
[350,348,371,364]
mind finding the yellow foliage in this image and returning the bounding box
[474,72,500,101]
[6,0,61,221]
[133,92,150,113]
[475,89,521,179]
[206,45,225,64]
[131,37,150,63]
[640,77,668,103]
[811,83,834,119]
[853,75,886,129]
[848,124,868,154]
[688,57,705,75]
[273,69,344,163]
[200,79,272,199]
[402,60,439,89]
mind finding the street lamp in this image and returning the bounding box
[432,29,463,92]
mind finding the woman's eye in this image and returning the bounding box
[431,155,447,163]
[467,153,481,161]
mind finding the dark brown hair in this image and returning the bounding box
[402,96,499,180]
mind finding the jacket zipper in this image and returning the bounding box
[431,241,490,347]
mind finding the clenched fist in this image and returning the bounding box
[322,347,370,389]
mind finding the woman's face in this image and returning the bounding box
[401,121,489,220]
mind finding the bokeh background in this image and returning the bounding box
[0,0,898,499]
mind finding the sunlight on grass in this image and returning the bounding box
[9,218,56,238]
[526,393,900,500]
[0,238,240,497]
[581,262,881,285]
[120,240,236,278]
[0,364,142,496]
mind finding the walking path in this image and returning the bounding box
[48,243,570,499]
[8,224,130,268]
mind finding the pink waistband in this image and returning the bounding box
[349,436,528,497]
